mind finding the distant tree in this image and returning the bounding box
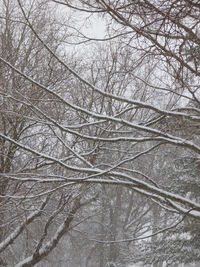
[0,0,200,266]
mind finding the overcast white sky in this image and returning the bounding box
[83,15,106,39]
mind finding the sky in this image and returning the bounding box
[83,15,106,39]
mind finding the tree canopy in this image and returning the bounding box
[0,0,200,266]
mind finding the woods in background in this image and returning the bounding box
[0,1,200,266]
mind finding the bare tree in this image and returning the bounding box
[0,0,200,266]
